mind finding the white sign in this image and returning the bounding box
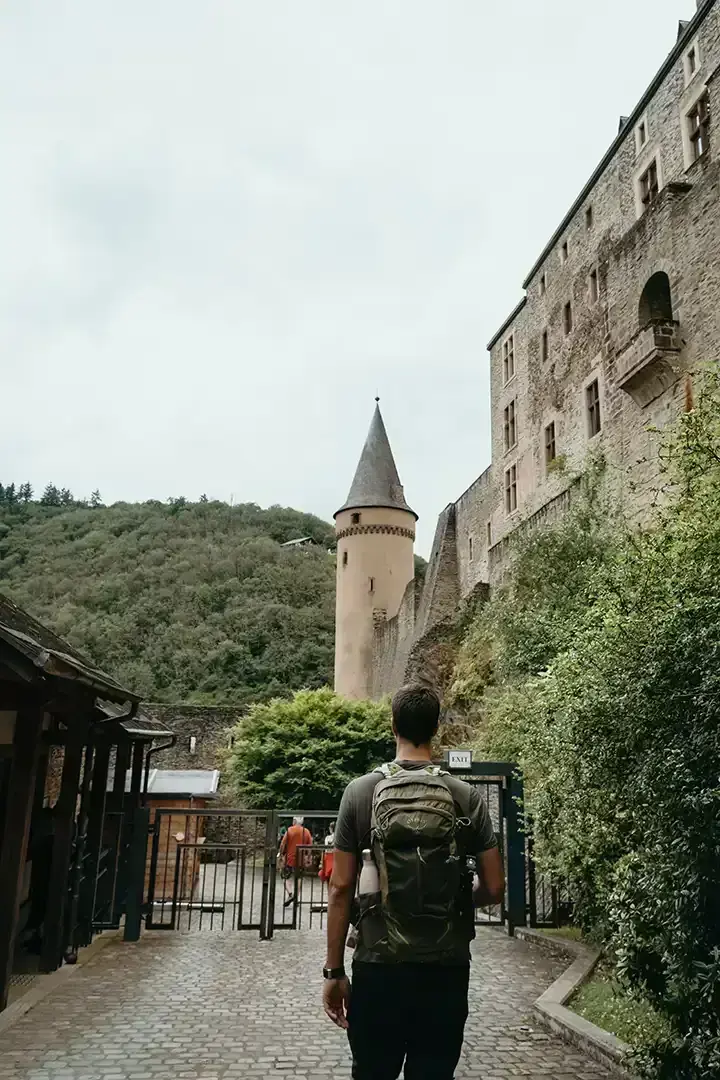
[447,750,473,770]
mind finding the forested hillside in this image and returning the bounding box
[0,486,336,704]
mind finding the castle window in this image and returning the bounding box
[468,536,473,562]
[541,329,549,364]
[351,512,361,525]
[342,550,348,566]
[563,301,573,335]
[560,240,569,264]
[504,464,518,514]
[585,205,594,230]
[545,422,557,465]
[635,115,648,155]
[684,41,700,84]
[189,736,197,755]
[487,521,492,548]
[503,399,517,452]
[539,273,547,297]
[639,272,673,327]
[589,267,599,305]
[639,159,659,209]
[369,577,375,593]
[586,379,602,438]
[502,334,515,384]
[687,93,710,162]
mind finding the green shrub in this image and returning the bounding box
[226,688,394,809]
[450,374,720,1076]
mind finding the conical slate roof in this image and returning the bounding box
[335,403,416,519]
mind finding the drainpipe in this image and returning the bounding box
[143,733,177,806]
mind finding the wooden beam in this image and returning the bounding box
[0,709,44,1012]
[40,720,88,973]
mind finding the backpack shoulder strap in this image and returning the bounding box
[374,762,400,779]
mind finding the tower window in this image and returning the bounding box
[563,301,573,335]
[469,536,473,562]
[369,577,375,593]
[687,93,710,162]
[541,329,549,364]
[351,512,361,525]
[545,422,557,465]
[585,205,593,230]
[504,464,518,514]
[503,399,518,452]
[502,334,515,384]
[589,267,599,304]
[539,273,547,297]
[487,521,492,548]
[586,379,602,437]
[639,159,659,209]
[342,550,348,566]
[560,240,569,264]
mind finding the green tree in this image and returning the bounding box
[90,489,103,508]
[40,484,61,506]
[0,499,336,705]
[227,688,394,809]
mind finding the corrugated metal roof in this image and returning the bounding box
[145,769,220,797]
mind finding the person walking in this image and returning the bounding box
[322,684,505,1079]
[278,815,312,906]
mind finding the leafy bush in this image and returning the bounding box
[450,375,720,1077]
[226,688,394,809]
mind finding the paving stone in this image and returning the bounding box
[0,929,611,1078]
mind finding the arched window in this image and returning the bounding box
[639,272,673,327]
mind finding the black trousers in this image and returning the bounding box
[348,962,470,1080]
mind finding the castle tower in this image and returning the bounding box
[334,401,417,699]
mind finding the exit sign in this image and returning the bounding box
[447,750,473,770]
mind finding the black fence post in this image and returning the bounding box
[259,812,277,941]
[123,807,150,942]
[505,770,526,935]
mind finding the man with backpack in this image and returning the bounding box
[322,684,505,1079]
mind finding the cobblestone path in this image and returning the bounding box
[0,929,611,1079]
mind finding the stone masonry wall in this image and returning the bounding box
[459,1,720,586]
[375,2,720,695]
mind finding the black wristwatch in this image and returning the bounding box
[323,965,346,980]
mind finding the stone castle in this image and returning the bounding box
[334,0,720,700]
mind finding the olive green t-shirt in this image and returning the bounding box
[334,761,498,965]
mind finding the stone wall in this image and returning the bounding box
[142,702,246,799]
[373,2,720,698]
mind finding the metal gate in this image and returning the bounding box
[145,809,275,931]
[141,763,565,937]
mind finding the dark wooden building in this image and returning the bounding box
[0,593,173,1011]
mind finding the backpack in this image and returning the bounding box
[368,762,471,960]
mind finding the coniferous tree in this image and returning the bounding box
[5,483,17,507]
[40,484,61,506]
[90,489,103,508]
[18,483,33,503]
[59,488,73,506]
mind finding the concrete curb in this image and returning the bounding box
[513,928,636,1079]
[0,930,121,1036]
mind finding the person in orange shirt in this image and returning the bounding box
[279,816,313,906]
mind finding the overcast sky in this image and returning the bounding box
[1,1,696,554]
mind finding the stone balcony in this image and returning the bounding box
[615,320,682,407]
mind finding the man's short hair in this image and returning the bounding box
[391,684,441,747]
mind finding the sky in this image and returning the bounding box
[0,1,697,555]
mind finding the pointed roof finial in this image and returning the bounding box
[335,402,416,519]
